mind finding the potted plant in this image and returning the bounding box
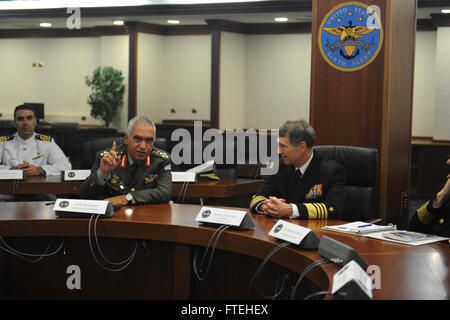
[85,66,125,127]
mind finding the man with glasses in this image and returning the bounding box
[80,116,172,205]
[0,104,71,176]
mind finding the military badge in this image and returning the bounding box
[144,174,158,184]
[318,2,383,72]
[305,184,323,199]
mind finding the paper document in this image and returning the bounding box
[365,230,449,246]
[322,221,396,235]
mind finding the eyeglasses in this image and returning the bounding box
[16,115,34,122]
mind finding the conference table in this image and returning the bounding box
[0,176,264,207]
[0,201,448,300]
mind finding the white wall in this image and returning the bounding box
[220,32,246,130]
[0,36,129,131]
[0,37,99,123]
[411,29,450,141]
[138,33,211,124]
[137,33,164,124]
[412,31,436,138]
[244,33,311,130]
[433,27,450,140]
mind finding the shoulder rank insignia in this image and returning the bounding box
[0,135,14,142]
[152,149,169,159]
[35,134,52,142]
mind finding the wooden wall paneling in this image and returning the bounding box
[380,0,416,227]
[310,0,416,227]
[126,22,138,121]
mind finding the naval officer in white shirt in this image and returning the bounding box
[0,104,71,176]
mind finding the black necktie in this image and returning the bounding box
[295,169,302,181]
[131,162,139,177]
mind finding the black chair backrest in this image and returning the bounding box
[314,145,379,221]
[50,122,80,130]
[68,127,119,158]
[81,136,168,169]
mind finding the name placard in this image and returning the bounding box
[171,171,197,183]
[268,220,312,245]
[195,206,255,229]
[61,170,91,181]
[331,260,373,299]
[54,198,110,217]
[0,170,24,180]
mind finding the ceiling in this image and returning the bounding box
[0,0,448,30]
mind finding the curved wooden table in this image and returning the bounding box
[0,202,448,300]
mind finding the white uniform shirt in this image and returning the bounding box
[0,132,71,175]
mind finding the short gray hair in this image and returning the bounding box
[279,120,315,148]
[127,116,156,136]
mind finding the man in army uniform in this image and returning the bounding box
[0,104,71,175]
[249,120,346,220]
[409,157,450,237]
[80,116,172,205]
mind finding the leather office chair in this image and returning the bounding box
[81,136,168,169]
[313,145,379,221]
[50,122,80,154]
[68,127,119,159]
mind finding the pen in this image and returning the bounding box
[357,224,373,228]
[45,202,55,206]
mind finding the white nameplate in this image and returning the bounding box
[171,171,197,183]
[268,220,312,245]
[186,160,215,174]
[0,170,24,180]
[54,199,109,215]
[331,260,373,299]
[62,170,91,181]
[196,206,247,227]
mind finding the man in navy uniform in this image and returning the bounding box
[249,120,346,220]
[0,104,71,175]
[409,157,450,237]
[80,116,172,205]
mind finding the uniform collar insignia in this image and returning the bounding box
[120,155,127,168]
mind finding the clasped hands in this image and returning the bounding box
[99,141,129,206]
[259,196,293,218]
[10,162,42,176]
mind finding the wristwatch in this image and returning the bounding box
[125,192,133,204]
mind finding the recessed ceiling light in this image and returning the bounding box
[167,20,180,24]
[113,20,124,25]
[442,9,450,14]
[39,22,52,28]
[274,17,289,22]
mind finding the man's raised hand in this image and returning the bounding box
[100,141,119,174]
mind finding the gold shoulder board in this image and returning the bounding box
[35,134,52,142]
[0,135,14,142]
[152,149,169,159]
